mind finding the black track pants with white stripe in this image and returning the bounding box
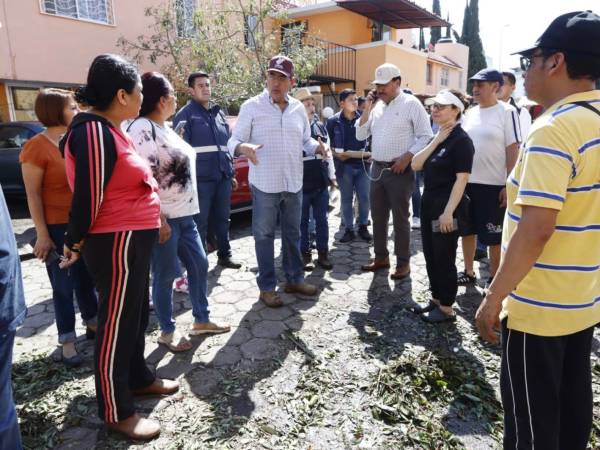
[500,320,594,450]
[83,229,157,423]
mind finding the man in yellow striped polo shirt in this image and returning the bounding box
[475,11,600,450]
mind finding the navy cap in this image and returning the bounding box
[469,68,504,86]
[512,10,600,56]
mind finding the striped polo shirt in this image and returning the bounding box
[500,90,600,336]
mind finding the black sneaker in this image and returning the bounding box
[339,229,355,243]
[357,225,372,242]
[217,258,242,269]
[302,252,314,271]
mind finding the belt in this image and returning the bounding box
[373,160,394,167]
[303,155,324,161]
[193,145,227,154]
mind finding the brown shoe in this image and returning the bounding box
[390,265,411,280]
[133,378,180,396]
[284,282,318,296]
[316,251,333,270]
[189,321,231,336]
[259,291,283,308]
[106,413,160,440]
[361,257,390,272]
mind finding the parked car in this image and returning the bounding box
[0,121,45,195]
[226,115,252,213]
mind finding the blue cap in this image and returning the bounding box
[469,68,504,86]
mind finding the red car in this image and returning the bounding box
[227,116,252,213]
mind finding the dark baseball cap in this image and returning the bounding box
[512,10,600,56]
[469,68,504,86]
[267,55,294,78]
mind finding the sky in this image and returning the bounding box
[413,0,596,70]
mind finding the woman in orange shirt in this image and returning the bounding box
[20,88,98,367]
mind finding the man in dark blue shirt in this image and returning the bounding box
[173,72,241,269]
[326,89,371,243]
[0,185,26,450]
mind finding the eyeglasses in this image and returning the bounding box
[520,52,550,71]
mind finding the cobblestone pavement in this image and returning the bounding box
[10,197,504,449]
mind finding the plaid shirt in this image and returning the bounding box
[227,90,318,193]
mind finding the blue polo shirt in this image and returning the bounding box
[173,101,233,182]
[0,186,26,333]
[326,111,368,167]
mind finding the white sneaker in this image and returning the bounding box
[412,217,421,229]
[173,275,189,294]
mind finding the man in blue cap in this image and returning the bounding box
[458,68,521,289]
[476,10,600,449]
[0,185,26,450]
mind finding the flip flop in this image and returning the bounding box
[421,307,457,323]
[157,331,192,353]
[411,301,437,314]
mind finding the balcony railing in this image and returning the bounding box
[301,33,357,85]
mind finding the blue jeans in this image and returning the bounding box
[46,224,98,344]
[301,188,329,253]
[0,330,22,450]
[412,171,423,218]
[152,216,209,333]
[194,177,232,259]
[339,163,370,230]
[251,186,304,291]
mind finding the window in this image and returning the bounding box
[370,21,391,42]
[41,0,114,25]
[176,0,195,37]
[426,63,433,85]
[11,87,39,121]
[245,15,259,49]
[0,126,35,150]
[280,21,305,54]
[440,68,449,87]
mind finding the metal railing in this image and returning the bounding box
[301,33,357,84]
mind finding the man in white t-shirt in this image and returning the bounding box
[498,71,533,141]
[459,69,521,287]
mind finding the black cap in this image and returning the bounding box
[512,10,600,56]
[469,68,504,85]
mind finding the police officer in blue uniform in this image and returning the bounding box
[173,72,241,269]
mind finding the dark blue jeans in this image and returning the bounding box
[301,188,329,253]
[47,224,98,344]
[0,330,22,450]
[152,216,209,333]
[338,163,370,230]
[194,177,232,259]
[251,186,304,291]
[412,171,423,219]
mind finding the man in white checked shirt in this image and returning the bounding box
[228,55,326,308]
[356,63,433,279]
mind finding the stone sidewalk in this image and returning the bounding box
[11,199,504,450]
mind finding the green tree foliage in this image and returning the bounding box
[118,0,325,112]
[429,0,442,46]
[419,28,426,50]
[458,0,487,92]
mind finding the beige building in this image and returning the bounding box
[285,0,469,107]
[0,0,171,121]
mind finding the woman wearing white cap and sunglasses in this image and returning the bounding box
[410,89,474,323]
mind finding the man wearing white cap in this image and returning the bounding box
[356,63,433,279]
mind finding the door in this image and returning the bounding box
[0,125,36,194]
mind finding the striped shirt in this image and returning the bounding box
[355,91,432,162]
[227,90,318,194]
[500,90,600,336]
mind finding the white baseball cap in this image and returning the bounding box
[322,106,334,119]
[425,90,465,112]
[372,63,402,85]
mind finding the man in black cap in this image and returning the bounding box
[459,68,521,289]
[476,10,600,450]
